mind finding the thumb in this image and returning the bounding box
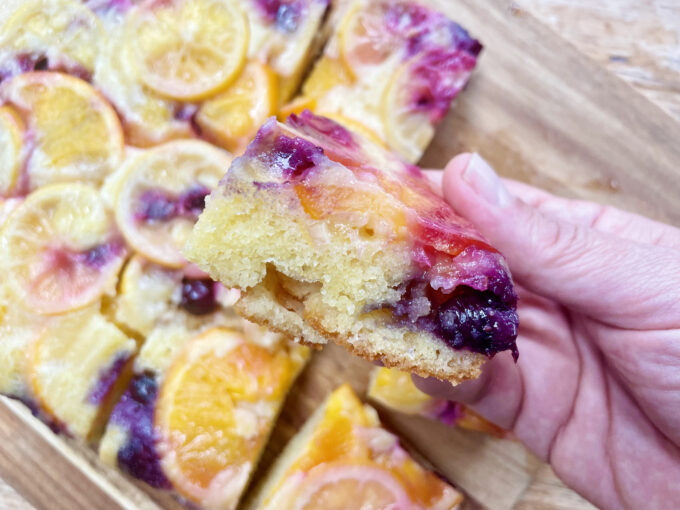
[442,153,680,329]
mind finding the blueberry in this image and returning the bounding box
[117,436,170,489]
[130,374,157,405]
[135,190,177,222]
[438,291,519,359]
[276,3,300,32]
[177,186,210,219]
[79,241,123,269]
[390,280,519,360]
[272,135,324,179]
[180,278,218,316]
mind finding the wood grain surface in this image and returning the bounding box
[1,0,678,509]
[519,0,680,122]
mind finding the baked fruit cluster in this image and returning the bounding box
[100,325,309,509]
[186,112,519,384]
[245,384,464,509]
[282,0,482,162]
[0,0,502,508]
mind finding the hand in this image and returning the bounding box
[417,154,680,510]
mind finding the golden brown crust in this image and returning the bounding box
[236,290,485,385]
[336,336,483,385]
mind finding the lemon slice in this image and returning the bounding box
[129,0,249,101]
[196,62,278,153]
[94,22,193,148]
[0,105,25,196]
[28,307,136,440]
[115,140,232,268]
[339,1,395,77]
[381,61,435,163]
[0,183,127,315]
[0,72,125,190]
[157,328,298,506]
[285,464,413,510]
[1,0,102,73]
[113,255,183,337]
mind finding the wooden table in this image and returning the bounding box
[1,1,678,509]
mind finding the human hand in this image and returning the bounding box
[417,154,680,510]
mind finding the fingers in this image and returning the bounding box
[425,169,680,249]
[441,153,680,330]
[502,179,680,250]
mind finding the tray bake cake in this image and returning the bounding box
[0,0,491,507]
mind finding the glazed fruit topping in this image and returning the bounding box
[134,186,210,224]
[408,49,479,122]
[251,128,325,180]
[384,2,482,58]
[255,0,305,32]
[78,241,127,269]
[88,354,130,405]
[110,373,171,489]
[288,111,357,149]
[392,277,519,360]
[43,241,125,278]
[179,277,218,316]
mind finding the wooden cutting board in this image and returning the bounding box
[1,0,679,509]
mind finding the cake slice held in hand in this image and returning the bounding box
[185,112,519,384]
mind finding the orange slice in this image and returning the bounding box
[0,72,124,190]
[156,328,299,507]
[368,367,436,415]
[0,183,127,316]
[196,62,278,153]
[129,0,249,101]
[115,140,232,268]
[284,464,413,510]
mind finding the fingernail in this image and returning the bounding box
[463,153,512,207]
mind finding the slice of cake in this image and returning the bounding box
[100,325,309,510]
[368,367,506,437]
[0,182,137,440]
[282,0,481,162]
[245,384,463,510]
[185,112,519,384]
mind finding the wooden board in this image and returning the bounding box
[1,0,679,509]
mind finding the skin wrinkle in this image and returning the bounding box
[546,309,583,464]
[506,357,525,433]
[602,368,629,510]
[591,321,680,446]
